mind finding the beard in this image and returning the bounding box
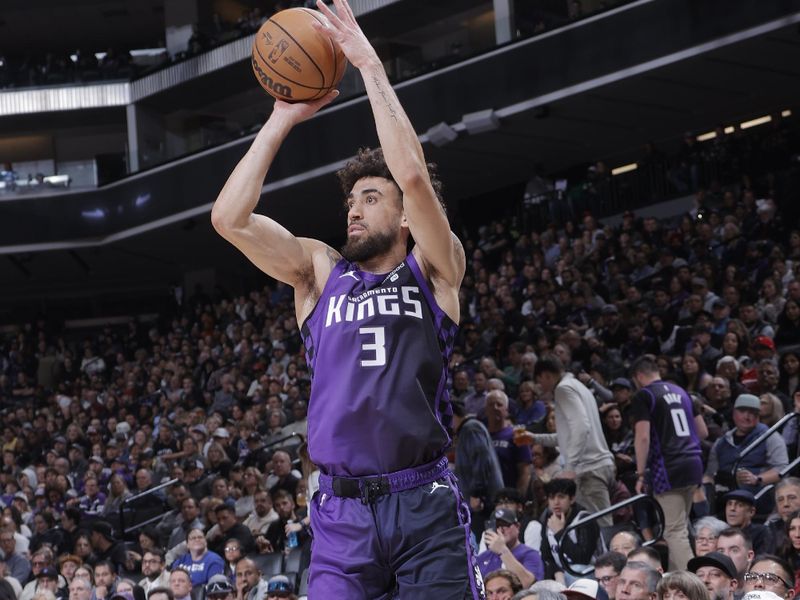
[341,227,397,263]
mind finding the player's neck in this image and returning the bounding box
[353,246,407,275]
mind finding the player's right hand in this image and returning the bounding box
[272,90,339,125]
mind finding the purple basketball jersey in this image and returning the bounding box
[300,253,458,477]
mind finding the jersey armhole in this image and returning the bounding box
[299,258,349,331]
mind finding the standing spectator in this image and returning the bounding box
[630,355,703,571]
[533,357,615,526]
[486,390,532,496]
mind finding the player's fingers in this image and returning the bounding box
[334,0,357,24]
[316,0,346,30]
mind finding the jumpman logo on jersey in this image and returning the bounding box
[339,270,359,280]
[429,481,449,494]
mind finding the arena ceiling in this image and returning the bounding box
[1,9,800,312]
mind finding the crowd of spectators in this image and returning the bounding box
[0,116,800,600]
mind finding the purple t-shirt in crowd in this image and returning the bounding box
[477,543,544,581]
[491,426,532,488]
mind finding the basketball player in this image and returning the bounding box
[211,0,481,597]
[629,355,703,572]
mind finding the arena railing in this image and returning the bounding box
[755,455,800,502]
[118,476,178,537]
[731,411,800,488]
[559,493,666,577]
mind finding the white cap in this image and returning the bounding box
[212,428,230,439]
[742,593,784,600]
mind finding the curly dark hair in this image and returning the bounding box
[335,147,445,209]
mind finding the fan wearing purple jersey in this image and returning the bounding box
[629,355,704,572]
[210,1,479,597]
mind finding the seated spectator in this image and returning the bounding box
[655,571,708,600]
[723,490,774,555]
[0,529,30,583]
[477,507,544,588]
[594,551,627,600]
[234,558,268,600]
[93,560,120,600]
[264,574,296,600]
[139,549,170,597]
[692,516,729,556]
[563,578,611,600]
[168,567,193,600]
[704,394,788,503]
[170,528,223,587]
[266,451,299,499]
[68,578,92,600]
[262,490,309,555]
[204,575,234,600]
[716,527,754,580]
[206,505,255,557]
[687,551,739,600]
[740,554,795,599]
[88,522,127,573]
[616,561,661,600]
[241,489,279,537]
[628,547,664,576]
[610,531,641,558]
[483,569,523,600]
[767,477,800,548]
[539,479,599,583]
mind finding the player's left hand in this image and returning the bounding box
[313,0,379,70]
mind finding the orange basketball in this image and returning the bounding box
[251,8,347,102]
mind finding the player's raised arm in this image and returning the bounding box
[313,0,464,289]
[211,93,339,295]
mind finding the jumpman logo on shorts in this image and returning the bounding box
[339,270,359,280]
[429,481,449,494]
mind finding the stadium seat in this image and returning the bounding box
[249,552,283,579]
[284,546,303,575]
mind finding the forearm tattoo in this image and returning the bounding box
[372,75,398,123]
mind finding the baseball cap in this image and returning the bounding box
[691,276,708,288]
[53,436,67,444]
[212,428,230,439]
[267,574,294,594]
[724,489,756,506]
[205,575,235,596]
[183,459,205,471]
[687,551,737,579]
[742,593,784,600]
[672,258,689,268]
[89,455,104,464]
[13,492,28,503]
[753,336,776,351]
[116,422,131,436]
[610,378,632,390]
[564,578,609,600]
[109,593,134,600]
[493,507,518,525]
[712,298,727,309]
[190,424,208,436]
[734,394,761,412]
[601,305,619,315]
[36,566,59,580]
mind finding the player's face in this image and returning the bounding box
[341,177,404,263]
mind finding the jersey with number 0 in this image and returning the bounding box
[630,380,703,494]
[300,253,457,477]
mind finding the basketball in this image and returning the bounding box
[251,8,346,102]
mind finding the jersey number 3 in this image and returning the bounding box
[359,327,386,367]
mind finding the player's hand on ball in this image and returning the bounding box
[313,0,378,70]
[273,90,339,124]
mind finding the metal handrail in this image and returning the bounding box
[559,494,666,577]
[754,454,800,501]
[731,412,799,484]
[119,477,178,535]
